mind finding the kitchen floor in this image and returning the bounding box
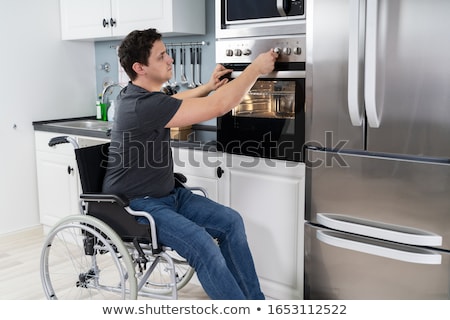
[0,226,209,300]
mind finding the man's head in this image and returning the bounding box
[118,28,162,81]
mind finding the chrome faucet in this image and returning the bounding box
[101,83,124,104]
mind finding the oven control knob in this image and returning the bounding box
[283,47,292,55]
[294,47,302,55]
[225,49,234,57]
[243,49,252,56]
[234,49,242,56]
[273,47,281,54]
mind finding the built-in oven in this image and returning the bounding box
[216,0,306,39]
[216,35,305,162]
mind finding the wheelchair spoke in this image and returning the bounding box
[40,215,137,300]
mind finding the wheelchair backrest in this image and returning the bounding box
[75,143,110,193]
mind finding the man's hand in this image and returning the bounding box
[252,49,279,76]
[207,64,233,91]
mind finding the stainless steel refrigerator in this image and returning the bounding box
[304,0,450,299]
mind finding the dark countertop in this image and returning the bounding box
[33,116,112,139]
[33,117,218,151]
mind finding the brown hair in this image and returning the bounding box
[118,28,162,81]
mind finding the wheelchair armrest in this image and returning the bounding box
[80,193,129,207]
[174,172,187,184]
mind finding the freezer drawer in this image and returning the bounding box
[305,149,450,249]
[304,223,450,299]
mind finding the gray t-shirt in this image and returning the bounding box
[102,82,182,199]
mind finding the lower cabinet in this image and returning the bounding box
[217,153,305,300]
[35,132,305,299]
[172,147,220,202]
[34,131,109,231]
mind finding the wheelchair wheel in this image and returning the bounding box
[40,215,137,300]
[133,246,195,296]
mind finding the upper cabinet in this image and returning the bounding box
[60,0,206,40]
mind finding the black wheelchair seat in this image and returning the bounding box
[75,143,152,244]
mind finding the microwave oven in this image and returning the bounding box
[216,0,306,39]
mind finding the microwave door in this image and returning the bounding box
[225,0,280,21]
[225,0,304,22]
[216,0,306,38]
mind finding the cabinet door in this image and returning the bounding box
[35,132,110,229]
[35,151,80,228]
[180,174,218,202]
[60,0,112,40]
[112,0,205,37]
[218,153,305,299]
[112,0,165,37]
[172,148,220,202]
[60,0,204,40]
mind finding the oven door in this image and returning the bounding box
[216,0,307,38]
[217,71,305,162]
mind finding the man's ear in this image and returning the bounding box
[132,62,145,76]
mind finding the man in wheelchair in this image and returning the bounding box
[102,28,278,299]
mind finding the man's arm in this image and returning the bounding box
[172,64,232,99]
[166,49,278,128]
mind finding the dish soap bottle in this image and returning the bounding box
[107,100,116,122]
[96,99,101,120]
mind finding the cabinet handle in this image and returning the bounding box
[102,18,109,28]
[67,166,74,175]
[110,18,116,27]
[216,166,224,178]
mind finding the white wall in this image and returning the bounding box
[0,0,96,234]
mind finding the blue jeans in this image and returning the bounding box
[130,187,265,300]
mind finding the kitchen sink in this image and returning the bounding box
[47,119,112,131]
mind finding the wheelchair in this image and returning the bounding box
[40,136,207,300]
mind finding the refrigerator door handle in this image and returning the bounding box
[317,230,442,265]
[317,213,443,246]
[364,0,381,128]
[347,0,365,126]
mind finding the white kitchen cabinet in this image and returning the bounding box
[35,131,109,231]
[172,147,220,202]
[60,0,206,40]
[217,153,305,300]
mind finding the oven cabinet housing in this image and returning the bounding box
[172,147,220,202]
[217,152,305,299]
[60,0,205,40]
[34,131,108,231]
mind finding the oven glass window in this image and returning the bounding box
[226,0,304,21]
[232,80,295,119]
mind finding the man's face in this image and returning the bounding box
[143,40,173,85]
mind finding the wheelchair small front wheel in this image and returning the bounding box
[40,215,137,300]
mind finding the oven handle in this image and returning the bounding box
[230,70,305,79]
[317,230,442,265]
